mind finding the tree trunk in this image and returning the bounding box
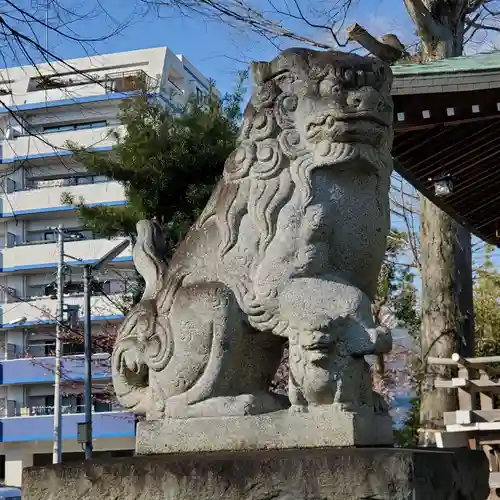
[417,31,474,446]
[419,197,474,444]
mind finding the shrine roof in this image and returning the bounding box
[391,53,500,247]
[392,51,500,76]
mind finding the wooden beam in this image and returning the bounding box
[446,422,500,432]
[428,354,500,365]
[393,87,500,131]
[452,353,500,366]
[480,369,494,410]
[434,431,469,449]
[435,378,500,392]
[444,409,500,425]
[427,353,500,376]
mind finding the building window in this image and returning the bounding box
[42,120,107,134]
[196,87,203,103]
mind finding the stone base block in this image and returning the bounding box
[137,407,393,454]
[23,447,489,500]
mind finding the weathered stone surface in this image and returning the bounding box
[136,407,394,454]
[111,47,395,439]
[23,447,489,500]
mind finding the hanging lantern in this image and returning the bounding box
[429,174,453,197]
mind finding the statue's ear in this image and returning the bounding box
[252,61,291,85]
[251,61,272,85]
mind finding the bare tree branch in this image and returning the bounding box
[465,16,500,32]
[141,0,348,48]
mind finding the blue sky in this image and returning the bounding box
[6,0,416,95]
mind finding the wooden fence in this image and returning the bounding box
[427,353,500,498]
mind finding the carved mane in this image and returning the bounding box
[197,48,392,265]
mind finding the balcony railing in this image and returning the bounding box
[16,232,98,247]
[25,342,85,359]
[104,70,153,93]
[29,403,112,416]
[25,279,115,300]
[24,174,110,191]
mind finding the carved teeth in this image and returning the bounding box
[317,140,331,157]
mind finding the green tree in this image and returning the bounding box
[372,229,420,404]
[63,77,246,261]
[374,229,420,337]
[474,245,500,357]
[394,397,420,447]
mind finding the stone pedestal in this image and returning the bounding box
[23,447,489,500]
[137,408,394,454]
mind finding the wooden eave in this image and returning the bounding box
[391,60,500,247]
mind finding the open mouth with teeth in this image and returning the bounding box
[306,113,389,141]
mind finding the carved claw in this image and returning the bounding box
[122,349,143,375]
[300,330,333,350]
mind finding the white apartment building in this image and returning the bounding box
[0,46,212,487]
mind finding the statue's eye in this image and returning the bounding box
[319,80,341,97]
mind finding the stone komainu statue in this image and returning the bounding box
[112,48,394,420]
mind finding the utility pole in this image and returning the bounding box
[77,238,129,459]
[83,264,93,459]
[53,224,64,464]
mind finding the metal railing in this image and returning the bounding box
[29,403,112,416]
[104,70,152,93]
[24,175,109,191]
[14,231,99,247]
